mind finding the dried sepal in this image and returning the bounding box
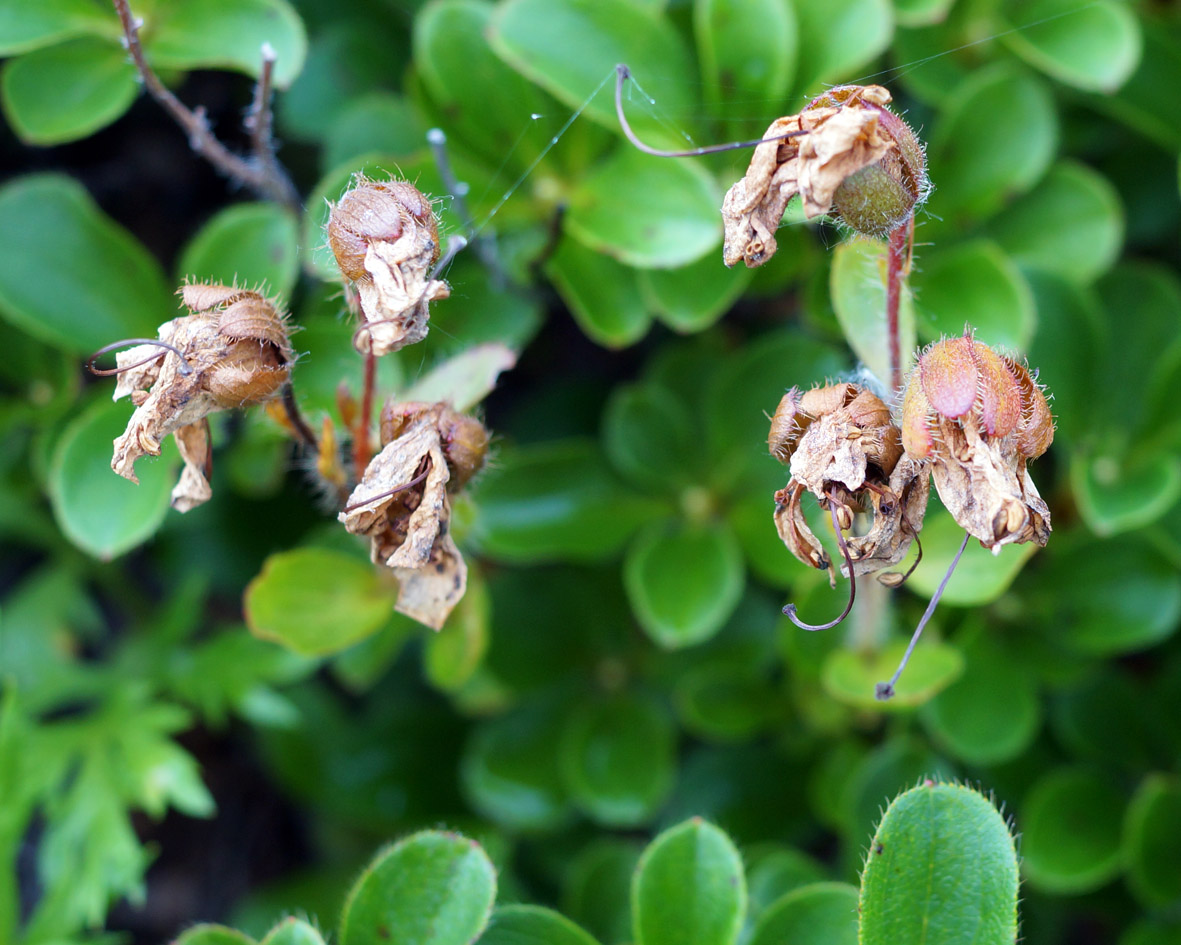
[326,176,450,357]
[340,402,488,630]
[901,334,1054,551]
[722,85,930,268]
[109,283,293,512]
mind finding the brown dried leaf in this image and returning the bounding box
[171,419,213,512]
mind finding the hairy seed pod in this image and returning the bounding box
[327,179,440,281]
[441,411,489,491]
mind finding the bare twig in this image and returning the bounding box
[885,217,913,395]
[113,0,299,212]
[281,384,319,452]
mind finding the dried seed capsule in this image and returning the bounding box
[327,179,440,281]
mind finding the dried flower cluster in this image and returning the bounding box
[110,283,293,512]
[326,177,450,356]
[723,85,929,268]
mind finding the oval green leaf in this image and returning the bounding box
[401,344,517,414]
[749,882,857,945]
[746,849,828,917]
[339,831,497,945]
[603,383,699,491]
[1124,775,1181,908]
[0,173,172,353]
[1020,768,1125,895]
[625,519,745,649]
[245,548,398,656]
[48,397,177,560]
[424,570,489,692]
[477,905,601,945]
[547,237,652,347]
[840,738,956,840]
[822,639,964,710]
[174,926,257,945]
[323,93,425,172]
[560,690,676,827]
[640,252,752,334]
[860,782,1018,945]
[177,202,299,299]
[674,665,779,743]
[0,0,115,57]
[563,839,642,945]
[792,0,892,95]
[260,918,327,945]
[632,818,746,945]
[1,37,136,145]
[1073,452,1181,538]
[894,0,955,27]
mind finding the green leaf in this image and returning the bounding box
[245,548,398,656]
[987,161,1124,284]
[563,840,642,945]
[905,507,1038,606]
[489,0,695,142]
[1124,775,1181,907]
[260,918,327,945]
[928,64,1056,222]
[0,174,172,353]
[822,640,964,710]
[401,344,517,414]
[177,202,300,299]
[1073,452,1181,538]
[424,570,489,692]
[694,0,796,140]
[323,93,425,172]
[547,238,652,347]
[632,818,746,945]
[746,849,828,917]
[565,148,721,269]
[840,738,955,840]
[625,519,745,649]
[603,383,700,491]
[144,0,307,88]
[560,691,676,827]
[913,239,1036,352]
[791,0,892,95]
[461,697,571,832]
[48,398,177,560]
[893,0,955,27]
[472,439,664,562]
[339,831,497,945]
[414,0,552,168]
[477,905,601,945]
[174,926,257,945]
[1,38,136,145]
[1091,19,1181,151]
[640,252,752,334]
[674,665,779,742]
[831,235,916,386]
[748,882,857,945]
[0,0,114,56]
[860,782,1018,945]
[1001,0,1142,93]
[1020,768,1125,895]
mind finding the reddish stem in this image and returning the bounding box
[353,349,377,477]
[885,218,912,395]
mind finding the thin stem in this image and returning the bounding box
[875,531,970,701]
[112,0,299,212]
[429,235,469,281]
[281,384,319,452]
[427,127,501,285]
[353,349,377,478]
[86,338,191,376]
[615,63,807,158]
[885,218,912,395]
[342,464,430,514]
[783,500,857,632]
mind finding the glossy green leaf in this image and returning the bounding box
[560,691,675,827]
[177,202,299,299]
[489,0,695,142]
[48,398,177,560]
[1073,452,1181,537]
[860,782,1018,945]
[928,65,1056,222]
[1,38,135,145]
[339,831,497,945]
[603,383,699,491]
[477,905,601,945]
[1124,775,1181,907]
[1001,0,1142,93]
[906,507,1039,606]
[414,0,552,167]
[260,918,327,945]
[563,840,642,945]
[922,636,1040,766]
[245,548,398,656]
[893,0,955,27]
[0,173,172,353]
[401,344,517,413]
[831,235,916,386]
[625,519,745,649]
[547,238,652,347]
[914,239,1036,351]
[323,93,425,172]
[424,571,489,692]
[1092,21,1181,151]
[565,148,720,269]
[639,252,752,333]
[674,665,779,742]
[822,639,963,710]
[632,818,746,945]
[694,0,796,139]
[746,849,828,916]
[1020,768,1125,895]
[791,0,892,95]
[174,926,257,945]
[472,439,664,562]
[840,738,955,841]
[749,882,857,945]
[987,161,1123,284]
[144,0,307,88]
[0,0,115,56]
[461,698,570,832]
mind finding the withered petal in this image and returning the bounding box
[171,419,213,513]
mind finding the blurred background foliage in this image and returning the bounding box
[0,0,1180,942]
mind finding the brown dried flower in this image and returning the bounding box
[900,333,1053,552]
[771,382,928,584]
[109,284,293,512]
[339,402,488,630]
[722,85,929,268]
[326,176,450,357]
